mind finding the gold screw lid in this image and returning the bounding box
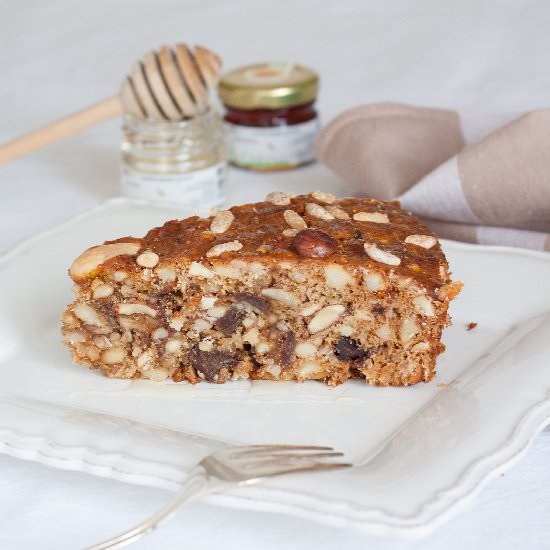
[218,63,319,110]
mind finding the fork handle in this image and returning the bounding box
[86,466,209,550]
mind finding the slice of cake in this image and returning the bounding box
[62,192,462,386]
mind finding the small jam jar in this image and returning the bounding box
[218,63,320,171]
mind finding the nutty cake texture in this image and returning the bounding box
[62,192,462,386]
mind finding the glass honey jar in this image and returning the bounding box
[120,109,226,207]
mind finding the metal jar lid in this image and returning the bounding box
[218,63,319,110]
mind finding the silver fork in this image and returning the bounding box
[87,444,350,550]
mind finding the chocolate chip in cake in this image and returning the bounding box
[245,346,262,369]
[233,292,270,313]
[291,229,338,258]
[275,331,296,367]
[334,337,369,361]
[372,305,385,314]
[214,307,246,336]
[189,345,238,382]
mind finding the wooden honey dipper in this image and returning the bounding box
[0,44,222,165]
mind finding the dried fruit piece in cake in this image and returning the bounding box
[62,192,462,386]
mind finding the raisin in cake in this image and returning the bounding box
[62,192,462,386]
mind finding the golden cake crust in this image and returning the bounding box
[86,194,448,297]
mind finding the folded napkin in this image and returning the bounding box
[316,103,550,251]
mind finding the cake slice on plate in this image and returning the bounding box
[62,192,462,386]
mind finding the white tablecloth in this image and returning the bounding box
[1,1,549,548]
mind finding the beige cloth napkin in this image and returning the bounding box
[316,103,550,251]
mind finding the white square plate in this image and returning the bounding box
[1,198,549,537]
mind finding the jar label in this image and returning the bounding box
[224,119,320,170]
[121,163,226,207]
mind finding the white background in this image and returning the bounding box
[1,1,549,548]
